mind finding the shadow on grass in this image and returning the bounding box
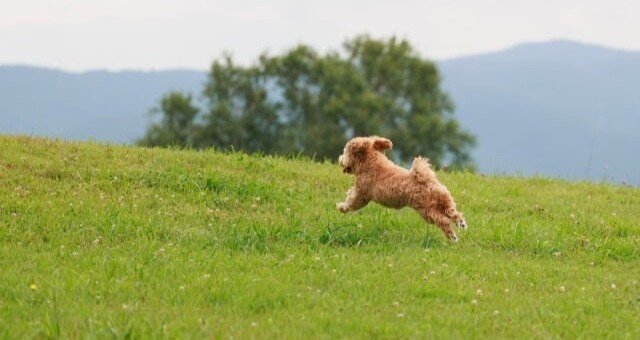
[223,225,315,252]
[318,223,390,247]
[318,222,446,249]
[221,222,449,252]
[421,231,447,249]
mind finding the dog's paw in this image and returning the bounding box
[456,220,468,230]
[448,233,459,242]
[336,202,349,213]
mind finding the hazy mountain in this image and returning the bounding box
[439,40,640,184]
[0,66,205,143]
[1,40,639,183]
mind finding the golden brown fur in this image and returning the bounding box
[337,136,467,241]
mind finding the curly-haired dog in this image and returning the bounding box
[337,136,467,241]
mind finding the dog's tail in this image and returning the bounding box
[410,157,437,184]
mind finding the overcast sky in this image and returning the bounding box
[1,0,638,71]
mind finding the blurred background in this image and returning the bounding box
[1,0,639,185]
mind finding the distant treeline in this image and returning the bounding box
[139,35,475,168]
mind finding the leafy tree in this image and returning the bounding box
[140,35,476,168]
[139,92,199,147]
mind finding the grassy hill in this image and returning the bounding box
[1,135,639,338]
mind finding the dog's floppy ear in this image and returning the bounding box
[373,137,392,151]
[349,139,369,153]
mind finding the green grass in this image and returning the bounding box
[1,135,639,338]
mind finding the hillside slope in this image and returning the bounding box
[1,136,639,338]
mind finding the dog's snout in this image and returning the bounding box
[338,154,352,174]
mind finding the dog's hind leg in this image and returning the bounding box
[437,194,467,230]
[446,207,467,230]
[433,188,467,230]
[419,209,458,242]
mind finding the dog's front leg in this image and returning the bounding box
[337,187,369,213]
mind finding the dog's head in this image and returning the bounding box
[338,136,393,175]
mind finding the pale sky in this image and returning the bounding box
[1,0,638,71]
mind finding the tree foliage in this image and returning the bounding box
[138,92,199,147]
[140,35,476,168]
